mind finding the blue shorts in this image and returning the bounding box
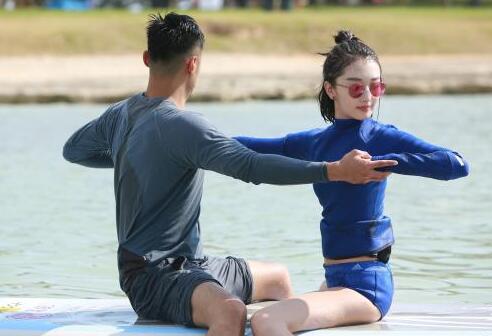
[324,260,394,318]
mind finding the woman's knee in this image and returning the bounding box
[251,310,290,336]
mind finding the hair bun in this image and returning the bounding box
[334,30,359,44]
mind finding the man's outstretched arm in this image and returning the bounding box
[234,135,396,184]
[63,109,116,168]
[165,112,397,185]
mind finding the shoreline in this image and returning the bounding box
[1,53,492,104]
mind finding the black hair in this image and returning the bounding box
[318,30,381,123]
[146,12,205,68]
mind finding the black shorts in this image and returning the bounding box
[119,251,253,327]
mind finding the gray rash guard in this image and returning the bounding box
[63,93,327,263]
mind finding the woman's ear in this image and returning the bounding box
[324,81,335,100]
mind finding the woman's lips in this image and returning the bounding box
[357,106,372,112]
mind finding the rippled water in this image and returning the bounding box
[1,95,491,305]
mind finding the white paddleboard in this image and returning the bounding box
[1,298,491,335]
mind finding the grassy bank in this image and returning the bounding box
[1,7,492,55]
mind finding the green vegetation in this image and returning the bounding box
[1,7,492,55]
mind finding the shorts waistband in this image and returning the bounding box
[323,259,389,272]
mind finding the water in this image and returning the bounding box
[0,95,491,305]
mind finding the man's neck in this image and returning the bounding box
[145,74,188,110]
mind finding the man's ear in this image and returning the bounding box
[324,81,335,100]
[143,50,151,68]
[185,56,198,74]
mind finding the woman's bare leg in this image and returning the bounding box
[251,287,381,336]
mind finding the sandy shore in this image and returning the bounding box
[1,53,492,103]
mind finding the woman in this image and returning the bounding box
[234,31,469,335]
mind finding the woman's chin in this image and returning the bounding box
[353,113,372,121]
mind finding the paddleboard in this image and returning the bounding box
[1,298,491,335]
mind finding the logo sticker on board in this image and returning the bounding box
[0,302,21,313]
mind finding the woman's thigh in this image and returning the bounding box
[251,287,381,334]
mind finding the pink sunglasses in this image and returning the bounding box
[336,82,386,98]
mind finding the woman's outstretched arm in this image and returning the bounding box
[234,136,287,156]
[371,126,469,180]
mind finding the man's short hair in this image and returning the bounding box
[147,12,205,69]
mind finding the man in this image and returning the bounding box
[63,12,396,336]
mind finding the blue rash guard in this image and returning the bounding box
[235,118,470,259]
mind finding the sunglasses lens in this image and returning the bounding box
[343,82,385,98]
[370,82,385,97]
[348,84,364,98]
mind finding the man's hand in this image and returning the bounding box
[326,149,398,184]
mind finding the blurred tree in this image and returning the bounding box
[151,0,169,6]
[16,0,43,5]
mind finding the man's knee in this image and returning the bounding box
[213,297,247,326]
[205,298,247,336]
[191,282,247,329]
[249,260,293,301]
[263,263,293,300]
[272,264,293,300]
